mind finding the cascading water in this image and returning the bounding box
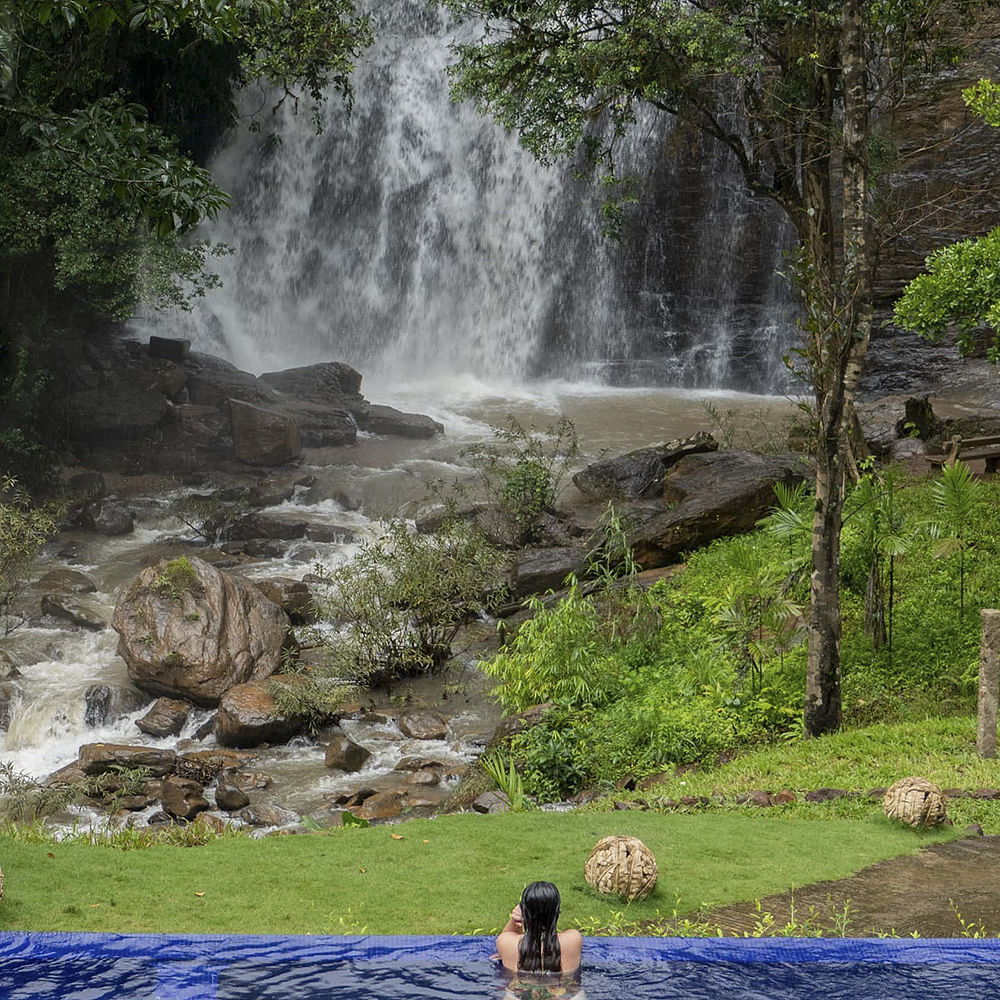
[136,2,798,391]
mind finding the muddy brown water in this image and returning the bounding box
[699,836,1000,937]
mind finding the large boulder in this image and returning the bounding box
[627,450,806,569]
[77,743,177,777]
[573,432,718,500]
[228,399,302,466]
[111,556,291,707]
[509,546,589,598]
[358,404,444,439]
[324,733,371,771]
[213,676,308,748]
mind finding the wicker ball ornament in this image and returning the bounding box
[883,777,947,828]
[584,835,658,902]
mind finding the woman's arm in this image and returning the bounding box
[499,904,523,936]
[495,904,523,971]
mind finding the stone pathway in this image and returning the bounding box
[700,836,1000,937]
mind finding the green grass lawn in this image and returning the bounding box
[0,811,954,935]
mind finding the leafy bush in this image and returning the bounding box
[310,518,505,684]
[481,569,658,713]
[457,415,579,546]
[0,477,63,634]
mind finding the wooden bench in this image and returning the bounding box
[927,433,1000,474]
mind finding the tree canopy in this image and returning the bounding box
[0,0,372,325]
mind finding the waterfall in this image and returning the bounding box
[136,2,797,392]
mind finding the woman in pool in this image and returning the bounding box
[496,881,582,976]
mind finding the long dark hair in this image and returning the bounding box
[517,881,562,973]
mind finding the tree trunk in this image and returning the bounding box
[804,0,871,737]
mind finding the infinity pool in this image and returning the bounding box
[2,933,1000,999]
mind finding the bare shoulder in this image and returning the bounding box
[559,928,583,971]
[495,931,521,971]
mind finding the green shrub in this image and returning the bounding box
[311,518,505,684]
[0,476,63,634]
[480,575,656,713]
[457,415,579,546]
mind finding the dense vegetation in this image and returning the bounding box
[0,0,372,488]
[482,463,1000,803]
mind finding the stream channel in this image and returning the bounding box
[3,380,796,833]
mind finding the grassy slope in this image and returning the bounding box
[0,811,953,935]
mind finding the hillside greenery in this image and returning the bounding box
[482,462,1000,803]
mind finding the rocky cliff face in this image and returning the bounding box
[876,17,1000,309]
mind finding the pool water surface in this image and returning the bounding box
[2,933,1000,999]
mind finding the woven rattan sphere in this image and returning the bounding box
[584,835,658,902]
[883,777,947,827]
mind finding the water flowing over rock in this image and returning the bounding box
[78,498,136,536]
[324,733,371,772]
[135,698,191,738]
[131,3,796,390]
[40,594,107,631]
[84,684,148,728]
[33,569,98,594]
[111,556,291,707]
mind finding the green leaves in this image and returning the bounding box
[0,0,371,324]
[894,226,1000,351]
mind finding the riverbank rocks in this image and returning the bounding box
[573,432,718,500]
[398,710,448,741]
[213,676,308,748]
[160,776,210,821]
[41,593,107,631]
[112,556,291,707]
[135,698,191,738]
[360,404,443,439]
[79,498,135,536]
[215,778,250,812]
[32,569,98,594]
[509,546,589,599]
[355,790,404,821]
[78,743,177,777]
[627,450,805,569]
[229,400,302,466]
[325,733,371,772]
[584,835,658,902]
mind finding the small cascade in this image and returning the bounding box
[136,2,797,391]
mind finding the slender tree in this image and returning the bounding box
[442,0,996,735]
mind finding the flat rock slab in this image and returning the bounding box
[701,836,1000,937]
